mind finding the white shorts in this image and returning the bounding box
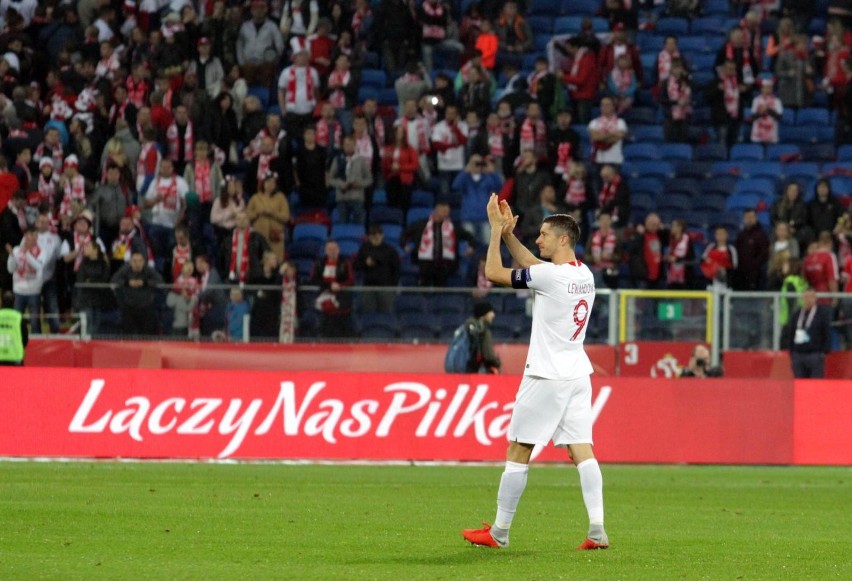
[507,375,593,447]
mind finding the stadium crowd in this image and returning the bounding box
[0,0,851,341]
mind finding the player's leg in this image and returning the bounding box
[568,443,608,549]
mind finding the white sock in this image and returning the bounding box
[493,461,529,531]
[577,458,604,527]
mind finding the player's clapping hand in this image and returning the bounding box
[486,194,504,228]
[498,200,518,236]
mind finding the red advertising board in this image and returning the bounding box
[3,368,845,464]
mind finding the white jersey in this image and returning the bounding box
[512,260,595,380]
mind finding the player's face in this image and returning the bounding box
[536,223,563,258]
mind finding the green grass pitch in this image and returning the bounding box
[1,462,849,580]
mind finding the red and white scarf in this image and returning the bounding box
[279,269,297,343]
[657,49,679,82]
[172,243,193,282]
[96,52,120,80]
[667,233,690,284]
[35,142,64,173]
[73,231,91,272]
[565,175,587,206]
[38,174,59,215]
[591,228,617,268]
[167,121,194,162]
[421,0,447,41]
[527,70,547,99]
[62,175,86,213]
[598,175,621,221]
[351,7,371,37]
[244,128,287,159]
[610,67,634,94]
[156,177,180,211]
[125,76,149,108]
[316,118,342,149]
[569,47,589,79]
[257,152,277,188]
[369,115,386,147]
[285,65,315,106]
[14,244,41,279]
[667,76,692,121]
[229,228,250,282]
[723,73,740,118]
[751,94,780,142]
[137,141,160,180]
[418,215,456,261]
[519,117,546,156]
[488,125,504,157]
[328,69,350,109]
[193,159,213,203]
[592,114,619,153]
[401,116,430,153]
[172,273,199,297]
[555,142,573,176]
[725,41,754,85]
[109,99,130,126]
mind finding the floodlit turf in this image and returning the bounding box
[1,463,850,580]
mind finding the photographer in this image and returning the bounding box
[680,344,723,378]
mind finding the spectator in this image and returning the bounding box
[110,215,150,275]
[382,126,419,219]
[405,199,475,287]
[394,99,432,183]
[587,212,621,289]
[775,33,812,109]
[244,113,288,161]
[628,213,669,289]
[771,181,810,249]
[315,102,343,158]
[6,226,43,333]
[750,77,783,144]
[249,251,283,339]
[188,37,225,100]
[520,184,566,249]
[236,0,284,87]
[734,209,770,290]
[361,98,387,158]
[294,126,328,211]
[194,253,227,337]
[352,116,380,192]
[802,232,840,303]
[589,97,627,167]
[768,222,801,289]
[61,210,106,284]
[394,61,433,111]
[135,127,161,196]
[659,58,693,143]
[606,54,638,115]
[0,189,25,292]
[111,250,163,336]
[657,36,685,86]
[355,223,401,314]
[35,213,62,334]
[374,0,417,75]
[279,259,299,343]
[326,54,357,132]
[560,37,598,125]
[497,62,530,111]
[208,93,239,170]
[89,163,128,250]
[247,171,291,263]
[548,110,582,180]
[183,140,224,246]
[210,177,246,249]
[226,286,250,341]
[329,135,373,225]
[34,127,64,175]
[418,0,454,72]
[783,287,833,378]
[168,224,194,285]
[458,64,491,121]
[518,102,548,163]
[465,300,502,373]
[219,211,269,285]
[10,146,32,194]
[167,260,199,337]
[246,135,290,201]
[459,3,485,63]
[778,257,808,327]
[527,57,557,121]
[602,0,638,31]
[308,18,336,78]
[494,0,532,68]
[474,20,498,71]
[599,23,643,88]
[310,239,355,337]
[74,240,112,337]
[665,219,695,290]
[561,161,592,223]
[143,158,187,273]
[807,178,844,239]
[277,42,320,145]
[715,27,758,89]
[431,104,469,196]
[166,104,194,175]
[595,165,630,229]
[679,344,723,378]
[709,59,748,149]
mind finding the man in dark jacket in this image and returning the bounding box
[89,163,128,250]
[464,300,502,374]
[218,211,269,285]
[628,212,669,289]
[404,200,476,287]
[311,239,355,338]
[355,224,400,313]
[734,208,770,290]
[111,251,163,335]
[783,288,833,378]
[1,190,25,292]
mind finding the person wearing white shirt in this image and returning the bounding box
[588,97,627,166]
[7,227,44,334]
[277,45,320,145]
[143,158,188,272]
[430,104,469,196]
[35,213,62,333]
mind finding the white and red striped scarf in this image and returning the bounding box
[193,159,213,203]
[723,74,740,118]
[667,233,690,284]
[172,272,199,297]
[555,142,573,176]
[167,121,194,162]
[157,177,179,211]
[598,175,621,220]
[610,67,634,94]
[328,69,350,109]
[421,0,446,41]
[725,41,754,85]
[14,244,40,279]
[126,76,149,108]
[565,175,587,206]
[488,126,504,157]
[279,269,297,343]
[591,228,617,268]
[73,231,91,272]
[62,175,86,211]
[666,76,692,121]
[401,116,430,153]
[35,142,64,173]
[230,228,251,283]
[38,173,59,215]
[172,243,193,282]
[519,117,546,155]
[96,52,120,80]
[257,153,277,188]
[316,118,342,149]
[527,70,547,99]
[285,66,315,106]
[50,95,73,121]
[418,215,456,261]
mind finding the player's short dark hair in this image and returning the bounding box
[543,214,581,248]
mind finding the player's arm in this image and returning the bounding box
[499,200,542,268]
[484,194,513,286]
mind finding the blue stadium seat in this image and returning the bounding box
[796,108,831,127]
[623,160,675,181]
[529,0,561,16]
[406,207,433,225]
[377,88,398,106]
[800,143,835,162]
[381,224,403,245]
[624,143,661,161]
[630,176,664,195]
[554,16,584,34]
[292,223,329,242]
[779,126,817,145]
[533,34,551,51]
[733,178,776,197]
[563,0,600,16]
[624,106,658,125]
[360,68,387,89]
[655,18,690,36]
[657,192,693,214]
[766,143,801,161]
[690,17,726,35]
[637,35,665,53]
[287,238,324,260]
[677,36,707,54]
[658,143,693,161]
[247,86,270,108]
[783,162,820,182]
[702,175,738,196]
[394,293,428,315]
[338,239,361,257]
[730,143,764,161]
[739,161,782,180]
[410,189,434,208]
[693,143,727,162]
[528,15,553,34]
[837,145,852,161]
[675,161,713,180]
[829,176,852,196]
[330,223,365,240]
[370,206,404,225]
[725,192,761,212]
[710,161,743,177]
[631,192,656,214]
[631,125,665,143]
[693,192,727,214]
[433,295,467,315]
[664,177,702,197]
